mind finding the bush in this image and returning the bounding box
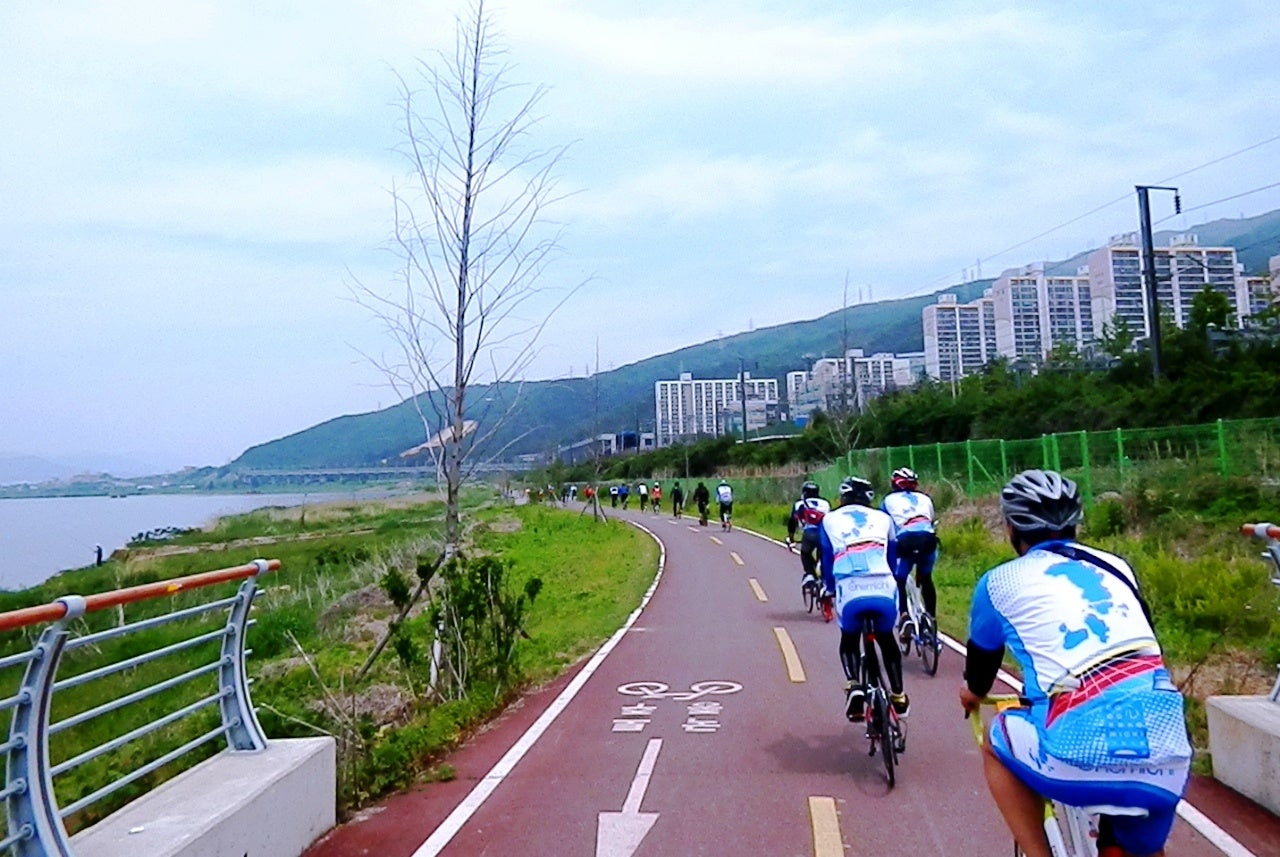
[1084,498,1127,537]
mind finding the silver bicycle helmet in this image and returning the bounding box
[999,469,1082,532]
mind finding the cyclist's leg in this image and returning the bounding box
[984,711,1054,857]
[893,554,912,616]
[917,547,938,617]
[867,599,904,695]
[800,530,820,581]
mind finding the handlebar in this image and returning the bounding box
[967,694,1031,745]
[1242,522,1280,539]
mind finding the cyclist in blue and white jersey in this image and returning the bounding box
[959,469,1191,857]
[880,467,939,628]
[820,477,909,721]
[787,481,831,591]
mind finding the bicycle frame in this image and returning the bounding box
[856,618,902,785]
[1242,522,1280,701]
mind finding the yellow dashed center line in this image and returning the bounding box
[748,578,768,602]
[729,551,744,566]
[808,796,843,857]
[709,536,723,545]
[772,627,806,682]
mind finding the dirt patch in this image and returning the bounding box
[942,495,1004,533]
[1172,650,1276,699]
[255,655,309,682]
[310,682,413,726]
[485,516,523,534]
[319,585,393,632]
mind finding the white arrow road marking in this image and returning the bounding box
[596,738,663,857]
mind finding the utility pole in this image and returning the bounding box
[738,356,748,443]
[1136,185,1180,381]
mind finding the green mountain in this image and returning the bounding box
[231,279,991,469]
[232,208,1280,470]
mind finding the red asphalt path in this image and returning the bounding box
[305,508,1280,857]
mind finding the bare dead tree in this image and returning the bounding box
[354,0,576,552]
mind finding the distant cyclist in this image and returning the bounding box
[787,481,830,591]
[820,476,908,722]
[880,467,939,632]
[692,481,711,525]
[715,479,734,530]
[959,469,1191,857]
[637,481,649,512]
[651,481,662,513]
[670,481,685,518]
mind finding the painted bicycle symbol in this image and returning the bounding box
[616,680,743,701]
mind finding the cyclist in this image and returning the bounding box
[959,469,1191,857]
[880,467,939,635]
[715,479,734,530]
[670,481,684,518]
[651,481,662,513]
[637,481,649,512]
[618,482,630,509]
[819,476,909,722]
[787,481,830,592]
[692,481,711,525]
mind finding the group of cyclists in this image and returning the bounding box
[783,468,1190,857]
[605,479,736,528]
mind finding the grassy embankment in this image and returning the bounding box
[0,492,658,824]
[734,475,1280,774]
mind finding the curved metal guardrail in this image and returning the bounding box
[0,558,280,856]
[1242,523,1280,702]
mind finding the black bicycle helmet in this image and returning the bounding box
[999,469,1082,532]
[838,476,874,507]
[801,481,819,499]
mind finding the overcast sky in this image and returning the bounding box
[3,0,1278,473]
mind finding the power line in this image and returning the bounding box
[900,130,1280,299]
[1153,180,1280,226]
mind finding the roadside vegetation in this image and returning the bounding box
[0,492,658,824]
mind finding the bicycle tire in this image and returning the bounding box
[897,619,913,656]
[803,582,817,613]
[920,614,940,676]
[874,692,895,788]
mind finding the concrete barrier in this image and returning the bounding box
[70,737,335,857]
[1206,695,1280,815]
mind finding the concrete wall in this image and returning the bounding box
[71,737,335,857]
[1206,695,1280,815]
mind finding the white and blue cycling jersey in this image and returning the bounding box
[819,505,899,633]
[970,541,1191,816]
[880,490,935,535]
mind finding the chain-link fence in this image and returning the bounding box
[815,416,1280,505]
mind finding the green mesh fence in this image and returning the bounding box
[826,417,1280,504]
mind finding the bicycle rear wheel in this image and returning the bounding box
[873,692,895,788]
[803,582,817,613]
[920,614,940,676]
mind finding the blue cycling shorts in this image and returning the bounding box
[989,708,1185,856]
[837,594,897,635]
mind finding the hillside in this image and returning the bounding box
[232,208,1280,470]
[232,279,991,469]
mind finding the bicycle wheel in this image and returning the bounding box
[803,582,817,613]
[874,692,895,788]
[920,614,940,676]
[897,616,913,655]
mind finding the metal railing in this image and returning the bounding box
[1243,523,1280,702]
[0,558,280,856]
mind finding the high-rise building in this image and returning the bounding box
[654,372,778,446]
[1087,233,1244,339]
[923,292,998,380]
[851,350,917,408]
[991,263,1095,362]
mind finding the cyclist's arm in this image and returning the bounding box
[964,575,1006,697]
[818,525,836,594]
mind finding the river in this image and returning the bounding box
[0,492,360,591]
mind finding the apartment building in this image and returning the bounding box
[1087,233,1245,338]
[851,350,920,408]
[655,372,779,447]
[922,292,998,380]
[991,263,1095,362]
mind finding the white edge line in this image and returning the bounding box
[939,630,1258,857]
[411,520,668,857]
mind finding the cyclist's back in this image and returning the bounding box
[962,469,1190,857]
[881,468,939,618]
[788,481,830,582]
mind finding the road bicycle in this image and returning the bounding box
[697,501,709,526]
[969,695,1148,856]
[897,573,942,676]
[720,504,733,531]
[850,615,905,787]
[790,541,834,621]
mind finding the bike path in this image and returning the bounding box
[305,509,1275,856]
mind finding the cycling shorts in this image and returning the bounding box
[836,594,897,635]
[988,706,1186,856]
[895,530,938,563]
